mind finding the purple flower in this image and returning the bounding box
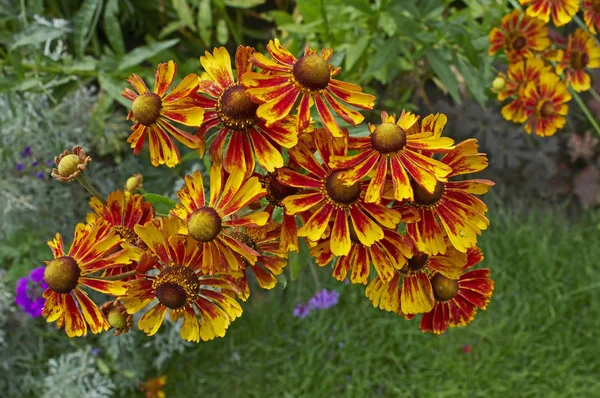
[31,161,39,167]
[20,146,32,158]
[16,163,25,172]
[35,171,45,180]
[308,289,339,310]
[15,266,47,317]
[45,159,54,166]
[293,303,311,319]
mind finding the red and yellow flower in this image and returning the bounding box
[583,0,600,34]
[522,72,571,136]
[330,111,454,203]
[141,375,167,398]
[123,218,243,342]
[405,139,494,255]
[170,166,269,274]
[489,10,550,62]
[242,39,376,138]
[420,246,495,334]
[122,61,204,167]
[555,28,600,92]
[42,220,132,337]
[519,0,579,26]
[277,129,401,257]
[196,46,298,176]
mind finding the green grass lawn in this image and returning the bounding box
[162,208,600,397]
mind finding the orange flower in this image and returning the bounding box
[170,166,269,274]
[196,46,298,176]
[122,61,204,167]
[522,72,571,136]
[330,111,454,203]
[242,39,375,138]
[519,0,579,26]
[405,140,494,255]
[583,0,600,34]
[555,28,600,92]
[489,10,550,62]
[42,220,132,337]
[420,246,495,334]
[141,375,167,398]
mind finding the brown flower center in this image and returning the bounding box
[405,252,430,273]
[216,85,259,130]
[325,171,362,206]
[153,266,200,310]
[132,93,162,126]
[44,256,81,294]
[411,180,445,207]
[264,169,299,207]
[293,54,331,90]
[571,51,589,70]
[540,101,555,117]
[187,207,222,242]
[113,226,138,245]
[371,122,407,153]
[592,0,600,13]
[512,36,526,51]
[431,273,459,301]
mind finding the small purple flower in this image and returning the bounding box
[308,289,339,310]
[16,163,25,172]
[36,171,45,180]
[45,159,54,166]
[15,266,47,317]
[31,161,39,167]
[20,146,32,158]
[293,303,311,319]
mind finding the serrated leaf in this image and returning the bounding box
[378,12,397,36]
[73,0,103,58]
[289,239,310,281]
[223,0,265,7]
[117,39,179,71]
[173,0,195,30]
[143,193,178,214]
[197,0,213,45]
[425,49,461,104]
[98,73,130,107]
[216,19,228,45]
[103,0,125,54]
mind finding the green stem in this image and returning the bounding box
[100,270,137,281]
[320,0,330,43]
[588,87,600,105]
[570,88,600,136]
[76,175,106,205]
[309,262,321,290]
[507,0,522,10]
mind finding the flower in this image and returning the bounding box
[125,173,143,192]
[583,0,600,34]
[330,111,454,203]
[242,39,375,137]
[15,266,47,317]
[123,218,243,342]
[420,246,495,334]
[555,28,600,92]
[308,289,340,310]
[122,60,204,167]
[519,0,579,26]
[488,10,550,62]
[140,375,167,398]
[51,146,91,182]
[405,140,494,255]
[170,166,269,274]
[522,72,571,136]
[16,163,24,172]
[42,220,132,337]
[20,146,32,158]
[293,303,311,319]
[99,300,132,336]
[277,128,402,257]
[196,46,298,176]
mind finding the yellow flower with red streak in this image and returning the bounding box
[122,61,204,167]
[522,72,572,136]
[489,10,550,63]
[123,218,243,342]
[555,28,600,92]
[405,139,494,255]
[42,220,132,337]
[496,58,552,123]
[277,129,401,257]
[519,0,579,26]
[583,0,600,33]
[420,246,495,334]
[241,39,376,138]
[170,166,269,274]
[330,111,454,203]
[141,375,167,398]
[196,46,298,176]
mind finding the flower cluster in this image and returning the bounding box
[489,3,600,136]
[294,288,340,319]
[36,38,496,342]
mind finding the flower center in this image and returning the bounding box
[371,122,407,153]
[540,101,555,117]
[411,180,445,207]
[187,207,222,242]
[132,92,162,126]
[57,154,81,178]
[153,266,200,309]
[293,54,331,90]
[571,51,589,70]
[512,36,526,51]
[113,226,138,245]
[324,171,362,206]
[264,169,299,207]
[44,256,81,294]
[405,252,430,273]
[431,273,459,301]
[593,0,600,12]
[107,307,128,330]
[216,85,259,130]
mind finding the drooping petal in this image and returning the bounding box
[138,304,168,336]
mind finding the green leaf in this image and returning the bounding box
[296,0,321,24]
[10,25,68,50]
[345,0,373,14]
[344,35,370,70]
[216,19,229,45]
[98,73,130,107]
[73,0,103,58]
[276,273,287,289]
[197,0,213,45]
[103,0,125,54]
[378,12,397,36]
[289,239,310,281]
[117,39,180,71]
[96,359,110,375]
[425,49,461,104]
[223,0,265,7]
[363,39,397,78]
[173,0,195,30]
[455,56,488,109]
[143,193,178,214]
[159,20,189,38]
[90,92,113,137]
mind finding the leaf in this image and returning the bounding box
[378,12,397,36]
[103,0,125,54]
[425,49,461,104]
[117,39,180,71]
[143,193,178,214]
[288,239,310,281]
[10,25,68,50]
[90,92,113,137]
[73,0,103,58]
[197,0,213,45]
[345,0,373,14]
[223,0,265,7]
[216,18,229,45]
[363,39,397,78]
[276,273,287,289]
[455,56,487,108]
[296,0,321,24]
[98,73,130,107]
[173,0,195,30]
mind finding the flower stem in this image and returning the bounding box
[101,270,137,281]
[570,88,600,136]
[588,87,600,105]
[76,175,106,205]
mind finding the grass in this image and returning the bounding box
[161,207,600,397]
